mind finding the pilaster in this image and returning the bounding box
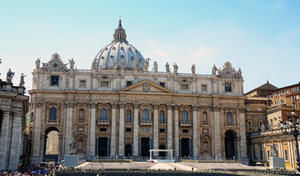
[8,114,22,170]
[89,103,96,157]
[32,102,43,164]
[0,111,11,170]
[211,105,221,160]
[153,103,159,157]
[238,108,248,164]
[110,103,117,156]
[64,102,74,155]
[167,104,173,152]
[118,103,125,156]
[192,105,198,158]
[133,103,139,156]
[174,105,179,157]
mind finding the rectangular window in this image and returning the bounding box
[160,82,165,87]
[284,149,289,161]
[160,128,165,133]
[50,75,59,86]
[79,80,86,88]
[126,81,132,87]
[181,84,189,90]
[225,82,232,92]
[201,84,207,92]
[100,81,109,88]
[280,99,284,104]
[126,128,131,132]
[100,128,106,132]
[182,129,189,133]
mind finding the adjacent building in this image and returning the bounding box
[29,20,248,163]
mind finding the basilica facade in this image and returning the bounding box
[29,20,247,163]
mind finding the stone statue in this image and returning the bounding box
[91,58,97,71]
[270,143,278,157]
[212,64,217,76]
[69,58,75,70]
[6,68,15,83]
[69,138,76,154]
[19,73,26,87]
[35,58,40,70]
[191,64,196,74]
[165,62,170,73]
[153,61,158,73]
[144,58,149,72]
[173,63,178,74]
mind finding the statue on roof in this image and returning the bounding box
[19,73,26,87]
[144,58,150,72]
[6,68,15,83]
[69,58,75,70]
[91,58,97,71]
[173,63,178,74]
[35,58,40,70]
[165,62,170,73]
[153,61,158,73]
[191,64,196,74]
[212,64,217,76]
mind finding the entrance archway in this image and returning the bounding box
[44,127,59,161]
[97,137,109,157]
[181,138,190,158]
[141,137,150,157]
[125,144,132,157]
[225,130,237,160]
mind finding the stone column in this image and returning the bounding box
[153,104,159,157]
[58,133,63,160]
[118,103,125,157]
[8,114,23,170]
[174,105,179,157]
[167,105,173,152]
[32,102,43,163]
[212,106,221,159]
[192,106,198,158]
[133,103,139,157]
[89,103,96,158]
[110,103,117,157]
[65,102,73,155]
[239,108,248,164]
[0,111,11,170]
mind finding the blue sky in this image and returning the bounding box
[0,0,299,92]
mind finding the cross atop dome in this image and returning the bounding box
[113,19,127,43]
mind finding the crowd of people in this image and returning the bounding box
[0,162,60,176]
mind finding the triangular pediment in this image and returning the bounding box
[120,80,173,94]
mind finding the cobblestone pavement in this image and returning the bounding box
[78,162,268,171]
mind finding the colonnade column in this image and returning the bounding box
[174,106,179,157]
[0,111,11,170]
[239,108,248,163]
[32,102,43,163]
[110,103,117,156]
[192,106,198,158]
[167,105,173,154]
[153,104,159,157]
[212,106,221,159]
[65,102,73,155]
[133,103,139,157]
[8,113,23,170]
[118,103,125,157]
[89,103,96,158]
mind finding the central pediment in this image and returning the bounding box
[120,80,173,94]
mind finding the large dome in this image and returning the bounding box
[93,20,145,71]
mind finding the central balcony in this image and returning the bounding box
[180,121,192,127]
[97,120,110,125]
[140,120,152,126]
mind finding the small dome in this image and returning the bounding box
[93,20,145,71]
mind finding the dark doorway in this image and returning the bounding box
[141,137,150,157]
[97,137,109,157]
[0,110,3,132]
[159,145,166,157]
[125,144,132,157]
[43,127,59,161]
[181,138,190,157]
[225,130,237,159]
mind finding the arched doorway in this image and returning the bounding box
[44,127,59,161]
[125,144,132,157]
[97,137,109,157]
[225,130,237,160]
[180,138,191,158]
[141,137,150,157]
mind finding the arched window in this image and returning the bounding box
[79,109,84,122]
[142,109,149,121]
[182,110,188,123]
[226,112,233,126]
[126,110,131,122]
[160,111,165,123]
[203,111,208,125]
[49,107,57,121]
[100,108,108,120]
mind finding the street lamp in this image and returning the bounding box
[280,109,300,172]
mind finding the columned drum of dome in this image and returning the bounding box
[29,20,247,164]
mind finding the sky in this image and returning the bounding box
[0,0,299,93]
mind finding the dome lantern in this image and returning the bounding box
[113,19,127,43]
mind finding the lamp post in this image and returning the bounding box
[280,109,300,172]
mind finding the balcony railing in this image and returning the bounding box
[97,120,110,125]
[140,120,152,126]
[47,120,58,124]
[180,121,192,127]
